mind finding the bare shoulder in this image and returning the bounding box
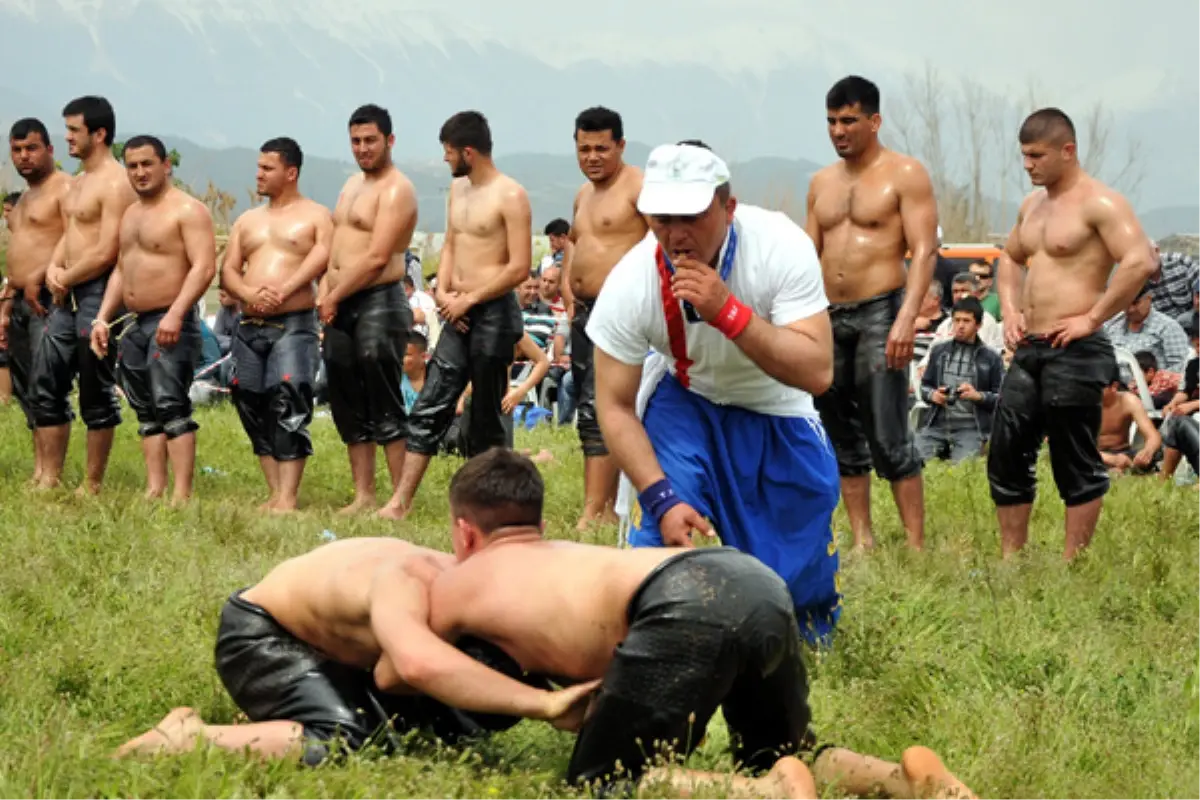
[338,172,363,198]
[46,170,73,198]
[301,198,335,225]
[809,162,842,188]
[498,173,529,203]
[621,163,644,192]
[1082,178,1137,223]
[891,153,933,187]
[1017,189,1047,218]
[174,190,213,224]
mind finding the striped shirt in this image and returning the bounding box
[1152,252,1198,321]
[1104,309,1192,373]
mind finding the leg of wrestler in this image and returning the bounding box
[115,706,304,760]
[356,287,411,494]
[151,313,202,505]
[322,309,376,514]
[266,315,320,513]
[986,350,1045,559]
[29,300,78,489]
[231,323,276,508]
[811,747,977,799]
[464,355,512,457]
[381,324,472,520]
[118,319,169,498]
[6,297,45,480]
[813,319,876,550]
[858,296,925,549]
[571,300,619,530]
[74,279,122,495]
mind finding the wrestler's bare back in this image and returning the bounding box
[430,541,684,681]
[5,172,70,289]
[568,165,647,299]
[236,200,331,314]
[118,188,211,312]
[241,537,455,670]
[63,158,133,269]
[807,151,922,303]
[444,173,527,295]
[328,169,414,291]
[1008,178,1133,333]
[1097,392,1138,451]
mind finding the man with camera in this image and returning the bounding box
[916,296,1005,463]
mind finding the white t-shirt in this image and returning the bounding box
[586,204,828,417]
[409,290,439,343]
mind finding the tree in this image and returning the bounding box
[198,180,237,231]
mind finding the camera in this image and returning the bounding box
[942,386,959,405]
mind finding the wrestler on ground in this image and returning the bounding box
[427,449,976,800]
[806,76,938,551]
[318,104,418,515]
[89,136,216,505]
[114,537,598,763]
[33,96,136,494]
[565,106,648,530]
[379,111,530,521]
[991,107,1157,560]
[590,141,842,644]
[221,137,332,514]
[0,119,71,483]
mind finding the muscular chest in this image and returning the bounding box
[64,179,104,224]
[14,193,61,231]
[123,211,180,256]
[815,179,898,230]
[334,186,375,231]
[577,190,635,236]
[1020,202,1093,258]
[245,218,314,256]
[451,192,503,237]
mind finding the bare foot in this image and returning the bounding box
[114,707,204,758]
[531,448,555,464]
[376,500,409,521]
[168,495,192,509]
[852,535,877,553]
[257,497,278,512]
[337,496,376,516]
[34,476,61,492]
[143,488,166,501]
[761,756,818,799]
[268,501,297,516]
[901,746,977,799]
[75,481,101,498]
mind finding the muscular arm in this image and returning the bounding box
[896,161,939,320]
[218,219,251,303]
[63,180,133,285]
[803,178,823,256]
[466,187,533,306]
[95,257,125,325]
[282,210,334,297]
[561,190,582,317]
[435,194,457,298]
[593,349,665,492]
[730,312,833,395]
[326,181,417,304]
[1085,193,1157,329]
[167,203,218,319]
[997,208,1029,320]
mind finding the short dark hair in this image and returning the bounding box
[826,76,880,115]
[1135,350,1158,374]
[123,135,167,162]
[448,448,544,534]
[62,96,115,146]
[952,271,980,288]
[439,111,492,156]
[348,104,392,138]
[544,218,570,237]
[1134,281,1154,302]
[260,137,303,172]
[1018,108,1076,146]
[574,106,623,142]
[402,275,415,289]
[3,190,21,206]
[9,117,50,145]
[952,296,984,324]
[408,331,428,352]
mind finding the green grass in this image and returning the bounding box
[0,398,1195,798]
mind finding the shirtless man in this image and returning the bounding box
[1096,366,1162,473]
[425,449,976,799]
[378,110,530,520]
[115,536,598,763]
[565,106,649,529]
[990,107,1157,560]
[32,96,136,493]
[0,118,71,483]
[89,136,216,504]
[222,137,333,513]
[806,76,937,552]
[319,104,418,514]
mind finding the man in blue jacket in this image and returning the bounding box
[916,296,1005,463]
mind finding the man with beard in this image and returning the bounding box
[32,96,136,494]
[89,136,217,505]
[0,119,71,482]
[318,105,418,515]
[378,111,530,521]
[565,106,649,529]
[221,137,333,513]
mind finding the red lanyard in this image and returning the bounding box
[654,244,693,389]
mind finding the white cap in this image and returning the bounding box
[637,143,732,216]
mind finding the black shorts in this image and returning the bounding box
[5,288,51,430]
[322,282,412,446]
[813,288,922,481]
[407,292,523,457]
[214,590,537,766]
[566,547,815,794]
[570,296,607,458]
[117,307,202,439]
[987,332,1116,507]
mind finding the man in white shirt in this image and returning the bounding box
[587,141,842,644]
[404,275,440,346]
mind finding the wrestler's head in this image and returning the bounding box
[1018,108,1077,188]
[825,76,881,160]
[638,141,737,268]
[9,118,55,184]
[257,137,302,199]
[440,111,493,179]
[348,104,394,175]
[122,135,172,199]
[447,448,545,562]
[574,106,626,184]
[62,95,115,161]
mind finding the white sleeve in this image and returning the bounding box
[585,249,653,366]
[768,220,829,326]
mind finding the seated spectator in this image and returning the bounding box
[212,288,241,356]
[1097,366,1162,474]
[968,259,1002,321]
[1104,282,1190,373]
[1133,350,1180,409]
[912,281,947,366]
[915,297,1005,463]
[520,276,560,353]
[1160,352,1199,484]
[1151,250,1198,327]
[401,332,428,414]
[924,272,1004,354]
[404,275,440,346]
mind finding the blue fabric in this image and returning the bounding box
[197,320,223,373]
[629,373,843,645]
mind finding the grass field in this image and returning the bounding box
[0,397,1196,798]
